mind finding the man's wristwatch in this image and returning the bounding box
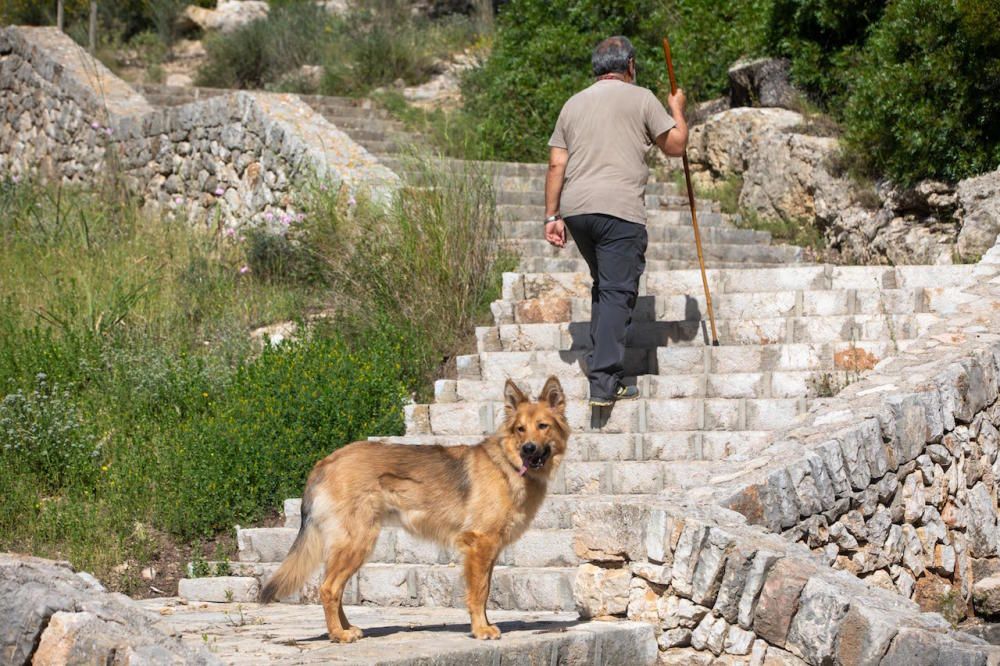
[545,214,562,224]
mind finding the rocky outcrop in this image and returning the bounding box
[178,1,269,34]
[728,58,799,110]
[0,554,218,666]
[957,168,1000,263]
[687,107,1000,265]
[0,26,397,228]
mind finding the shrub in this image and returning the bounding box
[841,0,1000,185]
[766,0,884,105]
[0,374,99,489]
[461,0,772,162]
[157,328,409,536]
[196,2,328,90]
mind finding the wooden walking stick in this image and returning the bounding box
[662,36,720,346]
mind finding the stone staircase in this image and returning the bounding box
[158,85,980,612]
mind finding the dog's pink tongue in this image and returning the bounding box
[518,463,528,476]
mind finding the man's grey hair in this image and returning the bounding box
[592,36,635,77]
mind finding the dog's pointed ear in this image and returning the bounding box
[538,376,565,413]
[504,379,528,414]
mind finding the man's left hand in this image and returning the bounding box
[545,219,566,248]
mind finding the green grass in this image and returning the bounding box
[0,165,510,590]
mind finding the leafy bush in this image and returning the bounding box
[461,0,772,162]
[766,0,883,105]
[840,0,1000,185]
[196,2,328,90]
[157,328,409,537]
[196,0,483,95]
[0,374,99,489]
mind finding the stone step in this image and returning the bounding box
[340,127,425,145]
[481,313,939,351]
[439,370,827,402]
[504,239,803,264]
[408,397,806,436]
[237,525,578,568]
[372,431,773,463]
[517,256,803,273]
[490,288,963,331]
[507,265,977,301]
[377,156,550,179]
[181,562,578,611]
[494,176,679,196]
[501,219,771,244]
[498,202,720,221]
[141,600,657,665]
[458,340,905,381]
[324,116,407,133]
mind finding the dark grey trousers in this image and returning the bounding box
[564,213,648,399]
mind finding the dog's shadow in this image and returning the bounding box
[297,617,584,642]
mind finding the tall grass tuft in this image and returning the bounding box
[299,155,516,393]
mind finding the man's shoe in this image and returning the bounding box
[589,384,640,407]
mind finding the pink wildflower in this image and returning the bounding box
[214,187,225,196]
[239,265,250,275]
[263,211,274,222]
[90,121,100,130]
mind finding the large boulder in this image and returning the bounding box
[956,167,1000,262]
[0,554,218,666]
[727,57,799,109]
[179,1,269,34]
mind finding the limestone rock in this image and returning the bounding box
[973,574,1000,618]
[0,554,217,665]
[753,558,813,648]
[573,564,630,618]
[179,1,270,34]
[957,167,1000,262]
[727,58,799,109]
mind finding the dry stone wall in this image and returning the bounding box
[573,245,1000,664]
[0,26,396,228]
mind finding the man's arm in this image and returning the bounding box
[656,89,688,157]
[544,146,569,248]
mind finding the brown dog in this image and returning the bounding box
[260,376,569,641]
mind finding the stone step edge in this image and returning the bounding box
[177,563,578,611]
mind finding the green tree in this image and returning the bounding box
[841,0,1000,184]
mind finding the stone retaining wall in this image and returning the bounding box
[0,26,396,227]
[573,247,1000,664]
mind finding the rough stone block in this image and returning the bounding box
[785,576,850,664]
[690,527,735,607]
[738,550,782,630]
[572,501,647,562]
[573,564,630,618]
[753,558,813,648]
[178,577,260,603]
[671,522,710,598]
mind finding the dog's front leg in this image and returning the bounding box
[459,531,502,639]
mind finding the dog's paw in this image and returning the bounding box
[329,627,364,643]
[473,624,501,640]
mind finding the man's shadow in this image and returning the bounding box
[557,294,705,429]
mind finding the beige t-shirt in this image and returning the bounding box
[548,79,676,225]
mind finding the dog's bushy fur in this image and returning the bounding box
[260,376,569,641]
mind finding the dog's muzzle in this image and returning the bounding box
[520,442,551,471]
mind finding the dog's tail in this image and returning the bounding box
[259,499,324,603]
